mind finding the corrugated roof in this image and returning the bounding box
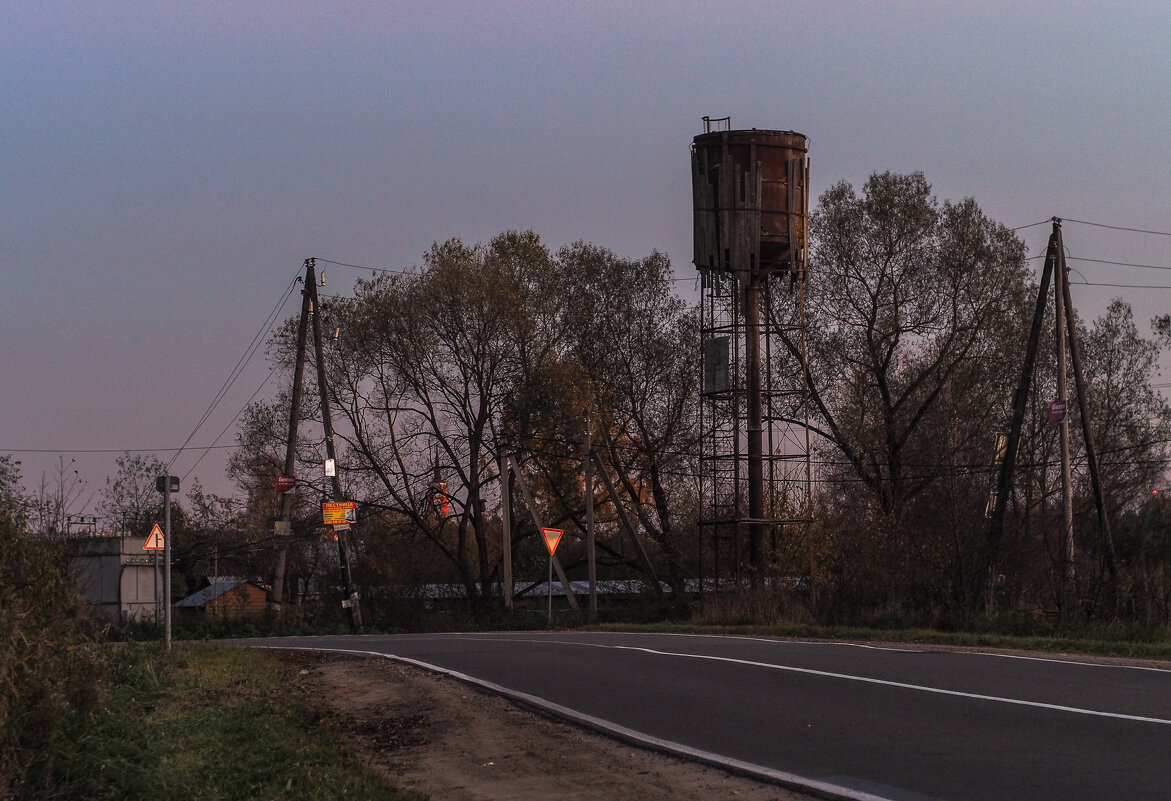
[174,578,248,608]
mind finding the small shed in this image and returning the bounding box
[174,577,268,622]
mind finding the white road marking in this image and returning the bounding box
[604,643,1171,725]
[446,634,1171,725]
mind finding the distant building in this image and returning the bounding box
[174,577,268,622]
[68,532,162,625]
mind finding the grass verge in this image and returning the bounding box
[32,643,422,801]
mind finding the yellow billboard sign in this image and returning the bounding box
[322,501,357,526]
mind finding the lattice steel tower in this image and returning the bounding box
[692,118,813,583]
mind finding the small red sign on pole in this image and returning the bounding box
[542,527,564,556]
[1049,400,1067,425]
[276,474,296,494]
[144,523,164,551]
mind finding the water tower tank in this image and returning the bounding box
[692,129,809,276]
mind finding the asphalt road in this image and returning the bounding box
[240,631,1171,801]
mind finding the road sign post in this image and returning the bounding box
[156,475,178,650]
[542,528,563,621]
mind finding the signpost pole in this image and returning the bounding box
[163,477,172,651]
[540,527,563,623]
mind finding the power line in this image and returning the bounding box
[166,267,302,473]
[179,363,281,483]
[2,445,237,455]
[1069,279,1171,290]
[316,257,414,276]
[1011,219,1054,232]
[1062,218,1171,237]
[1068,256,1171,272]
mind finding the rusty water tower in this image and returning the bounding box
[692,117,813,584]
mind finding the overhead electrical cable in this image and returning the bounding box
[316,256,414,275]
[1070,281,1171,290]
[179,363,282,483]
[1,445,238,455]
[165,267,302,473]
[1068,256,1171,272]
[1062,218,1171,237]
[1011,219,1054,232]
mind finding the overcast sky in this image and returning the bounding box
[4,1,1171,511]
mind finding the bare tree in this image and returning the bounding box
[790,172,1030,522]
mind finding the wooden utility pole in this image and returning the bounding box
[307,259,363,630]
[584,415,597,622]
[1053,224,1076,620]
[508,455,580,612]
[590,448,664,598]
[990,218,1114,618]
[498,454,513,610]
[1058,244,1117,580]
[270,262,313,616]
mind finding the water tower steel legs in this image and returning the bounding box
[745,274,765,572]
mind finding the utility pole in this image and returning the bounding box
[498,454,513,611]
[270,261,313,617]
[307,259,363,630]
[990,218,1115,617]
[988,224,1056,606]
[1059,246,1117,580]
[509,455,580,612]
[584,414,597,622]
[1053,224,1076,620]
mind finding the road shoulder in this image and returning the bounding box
[282,650,808,801]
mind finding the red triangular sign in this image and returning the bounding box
[144,524,164,551]
[542,527,564,556]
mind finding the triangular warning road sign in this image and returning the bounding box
[144,524,164,551]
[542,527,564,556]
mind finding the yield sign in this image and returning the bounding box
[144,524,164,551]
[541,527,564,556]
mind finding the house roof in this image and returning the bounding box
[174,578,261,608]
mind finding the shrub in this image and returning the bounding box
[0,513,106,799]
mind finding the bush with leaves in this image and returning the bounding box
[0,508,106,799]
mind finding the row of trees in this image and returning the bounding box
[13,170,1167,629]
[215,171,1171,627]
[784,173,1171,624]
[227,231,698,619]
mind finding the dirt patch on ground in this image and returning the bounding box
[282,650,808,801]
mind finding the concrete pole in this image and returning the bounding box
[308,263,362,630]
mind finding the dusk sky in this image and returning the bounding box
[5,1,1171,512]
